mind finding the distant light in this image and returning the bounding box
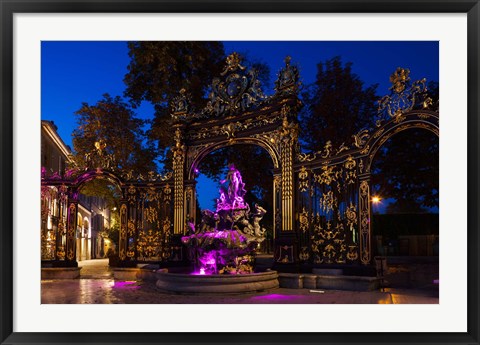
[194,168,199,174]
[372,196,381,204]
[199,268,206,275]
[112,207,117,211]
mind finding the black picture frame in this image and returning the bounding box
[1,1,478,344]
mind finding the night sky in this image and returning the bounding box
[41,41,439,211]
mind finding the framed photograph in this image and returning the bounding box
[1,1,478,344]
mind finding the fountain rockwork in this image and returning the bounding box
[182,164,267,275]
[155,165,279,294]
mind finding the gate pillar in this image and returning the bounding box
[358,177,372,265]
[118,199,129,262]
[272,173,282,239]
[184,181,197,229]
[274,108,300,271]
[172,126,186,235]
[65,196,78,267]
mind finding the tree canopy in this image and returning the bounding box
[58,42,441,252]
[371,128,439,214]
[124,42,226,166]
[299,56,378,151]
[72,93,157,174]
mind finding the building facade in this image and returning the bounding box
[41,120,114,262]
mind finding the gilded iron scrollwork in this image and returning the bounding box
[84,140,116,170]
[359,180,371,264]
[311,220,347,264]
[345,202,358,243]
[378,67,433,119]
[202,53,266,117]
[298,166,309,192]
[352,129,370,148]
[119,203,128,260]
[172,127,186,234]
[171,88,192,122]
[276,245,294,263]
[299,207,309,233]
[274,56,300,96]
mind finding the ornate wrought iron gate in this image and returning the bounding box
[41,55,439,270]
[41,153,174,267]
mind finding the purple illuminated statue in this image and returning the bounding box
[182,165,266,275]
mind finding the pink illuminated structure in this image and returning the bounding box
[182,165,266,274]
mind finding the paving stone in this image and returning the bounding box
[41,259,438,304]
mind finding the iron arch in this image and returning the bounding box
[187,138,281,180]
[364,110,439,173]
[74,169,124,193]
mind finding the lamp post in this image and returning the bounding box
[371,195,381,213]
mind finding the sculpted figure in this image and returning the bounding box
[199,209,217,233]
[252,204,267,237]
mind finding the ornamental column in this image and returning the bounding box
[172,126,186,235]
[118,198,128,261]
[274,106,300,269]
[358,177,372,265]
[279,106,298,232]
[184,181,197,232]
[65,190,79,267]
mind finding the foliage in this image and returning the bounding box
[371,128,439,213]
[124,41,226,166]
[72,93,158,174]
[299,56,378,150]
[78,179,121,208]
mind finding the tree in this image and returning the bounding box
[123,42,275,221]
[72,93,158,174]
[371,128,439,214]
[123,41,226,167]
[371,81,439,213]
[299,56,378,151]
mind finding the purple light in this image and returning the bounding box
[183,165,264,275]
[111,281,139,289]
[250,294,304,301]
[194,168,199,174]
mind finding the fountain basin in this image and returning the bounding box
[155,270,279,294]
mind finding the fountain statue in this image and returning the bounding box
[182,164,267,275]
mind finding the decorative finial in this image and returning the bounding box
[275,55,300,95]
[389,67,411,94]
[221,52,245,76]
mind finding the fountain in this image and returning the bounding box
[155,165,279,294]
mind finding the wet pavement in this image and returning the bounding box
[41,259,439,304]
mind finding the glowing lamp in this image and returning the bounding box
[372,196,381,204]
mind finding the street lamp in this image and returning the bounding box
[371,196,381,214]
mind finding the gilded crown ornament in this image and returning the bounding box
[378,67,432,118]
[202,53,266,117]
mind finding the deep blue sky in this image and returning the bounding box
[41,41,439,211]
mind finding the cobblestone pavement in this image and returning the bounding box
[78,258,112,279]
[42,259,438,304]
[40,279,439,304]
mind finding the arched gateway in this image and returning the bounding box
[41,56,438,272]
